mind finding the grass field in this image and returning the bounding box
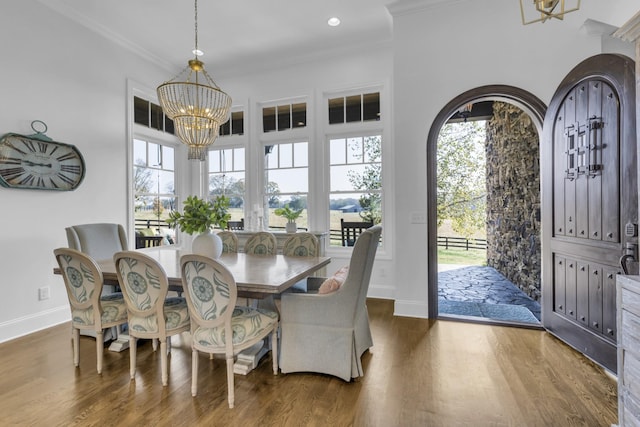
[437,248,486,266]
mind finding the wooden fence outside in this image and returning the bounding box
[437,236,487,251]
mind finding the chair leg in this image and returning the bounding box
[271,328,278,375]
[191,349,199,397]
[152,338,158,351]
[129,336,137,380]
[96,330,104,374]
[72,328,80,367]
[160,339,168,386]
[226,356,235,409]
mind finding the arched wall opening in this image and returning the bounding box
[426,85,547,318]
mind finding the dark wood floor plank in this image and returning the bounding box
[0,299,617,426]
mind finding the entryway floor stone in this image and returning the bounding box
[438,265,541,321]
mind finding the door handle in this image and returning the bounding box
[620,242,638,275]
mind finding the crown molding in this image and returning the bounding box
[386,0,467,17]
[35,0,175,73]
[613,9,640,42]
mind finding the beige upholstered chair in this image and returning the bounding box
[280,225,382,381]
[282,233,319,257]
[180,254,279,408]
[113,251,190,386]
[53,248,128,374]
[217,231,239,253]
[244,232,277,255]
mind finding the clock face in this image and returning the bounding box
[0,133,85,191]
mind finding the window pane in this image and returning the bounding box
[328,97,344,124]
[231,111,244,135]
[263,106,276,132]
[277,104,291,131]
[266,145,278,168]
[134,139,147,166]
[234,148,245,170]
[134,96,149,126]
[363,92,380,121]
[221,149,234,172]
[268,168,308,193]
[330,138,346,164]
[208,150,221,173]
[363,136,382,163]
[279,143,292,168]
[162,145,174,170]
[158,170,175,194]
[347,137,363,164]
[293,142,308,167]
[292,103,306,128]
[345,95,361,123]
[149,143,160,166]
[219,118,231,136]
[150,103,163,131]
[164,116,174,134]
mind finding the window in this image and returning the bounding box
[133,139,177,244]
[263,102,307,132]
[265,142,309,231]
[219,111,245,137]
[328,92,380,124]
[329,135,382,246]
[134,96,174,134]
[208,147,246,222]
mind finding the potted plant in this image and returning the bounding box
[274,204,303,233]
[167,195,231,258]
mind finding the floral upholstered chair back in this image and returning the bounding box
[114,251,171,335]
[54,248,126,330]
[244,232,277,255]
[217,231,238,254]
[180,254,237,334]
[283,233,319,257]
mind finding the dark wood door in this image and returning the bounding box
[542,54,637,373]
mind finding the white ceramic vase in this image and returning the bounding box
[285,222,297,233]
[192,230,223,259]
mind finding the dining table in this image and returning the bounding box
[54,245,331,373]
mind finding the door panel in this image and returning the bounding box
[542,54,637,373]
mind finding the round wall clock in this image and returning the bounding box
[0,121,85,191]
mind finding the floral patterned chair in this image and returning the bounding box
[53,248,128,374]
[282,233,319,257]
[113,251,190,386]
[244,232,277,255]
[180,254,279,408]
[217,231,238,253]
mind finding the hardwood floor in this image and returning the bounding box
[0,299,617,426]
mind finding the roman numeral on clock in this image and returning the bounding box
[60,164,81,174]
[0,167,25,181]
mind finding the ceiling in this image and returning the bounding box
[38,0,395,77]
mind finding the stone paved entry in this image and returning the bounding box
[438,265,541,321]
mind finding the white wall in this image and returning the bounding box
[0,1,172,341]
[390,0,639,317]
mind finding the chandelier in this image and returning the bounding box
[520,0,581,25]
[157,0,232,161]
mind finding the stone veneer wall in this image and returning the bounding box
[485,102,541,300]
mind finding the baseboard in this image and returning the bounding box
[368,283,395,300]
[0,306,69,344]
[394,299,429,318]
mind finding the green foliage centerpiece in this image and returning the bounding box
[167,195,231,258]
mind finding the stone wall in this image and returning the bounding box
[485,102,541,300]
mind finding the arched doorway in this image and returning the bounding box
[426,85,547,319]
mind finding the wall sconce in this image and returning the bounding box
[520,0,580,25]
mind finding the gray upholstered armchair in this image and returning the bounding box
[66,223,129,260]
[279,225,382,381]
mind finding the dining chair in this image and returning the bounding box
[217,230,239,253]
[66,223,129,261]
[244,231,277,255]
[340,219,373,247]
[113,251,190,386]
[282,233,319,257]
[53,248,128,374]
[280,225,382,381]
[180,254,279,408]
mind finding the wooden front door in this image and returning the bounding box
[542,54,637,373]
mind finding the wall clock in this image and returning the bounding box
[0,121,85,191]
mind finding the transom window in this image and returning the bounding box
[328,92,380,124]
[219,110,245,137]
[133,96,174,134]
[263,102,307,132]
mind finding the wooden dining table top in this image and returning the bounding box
[55,246,331,299]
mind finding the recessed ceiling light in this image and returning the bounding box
[192,49,204,56]
[328,17,341,27]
